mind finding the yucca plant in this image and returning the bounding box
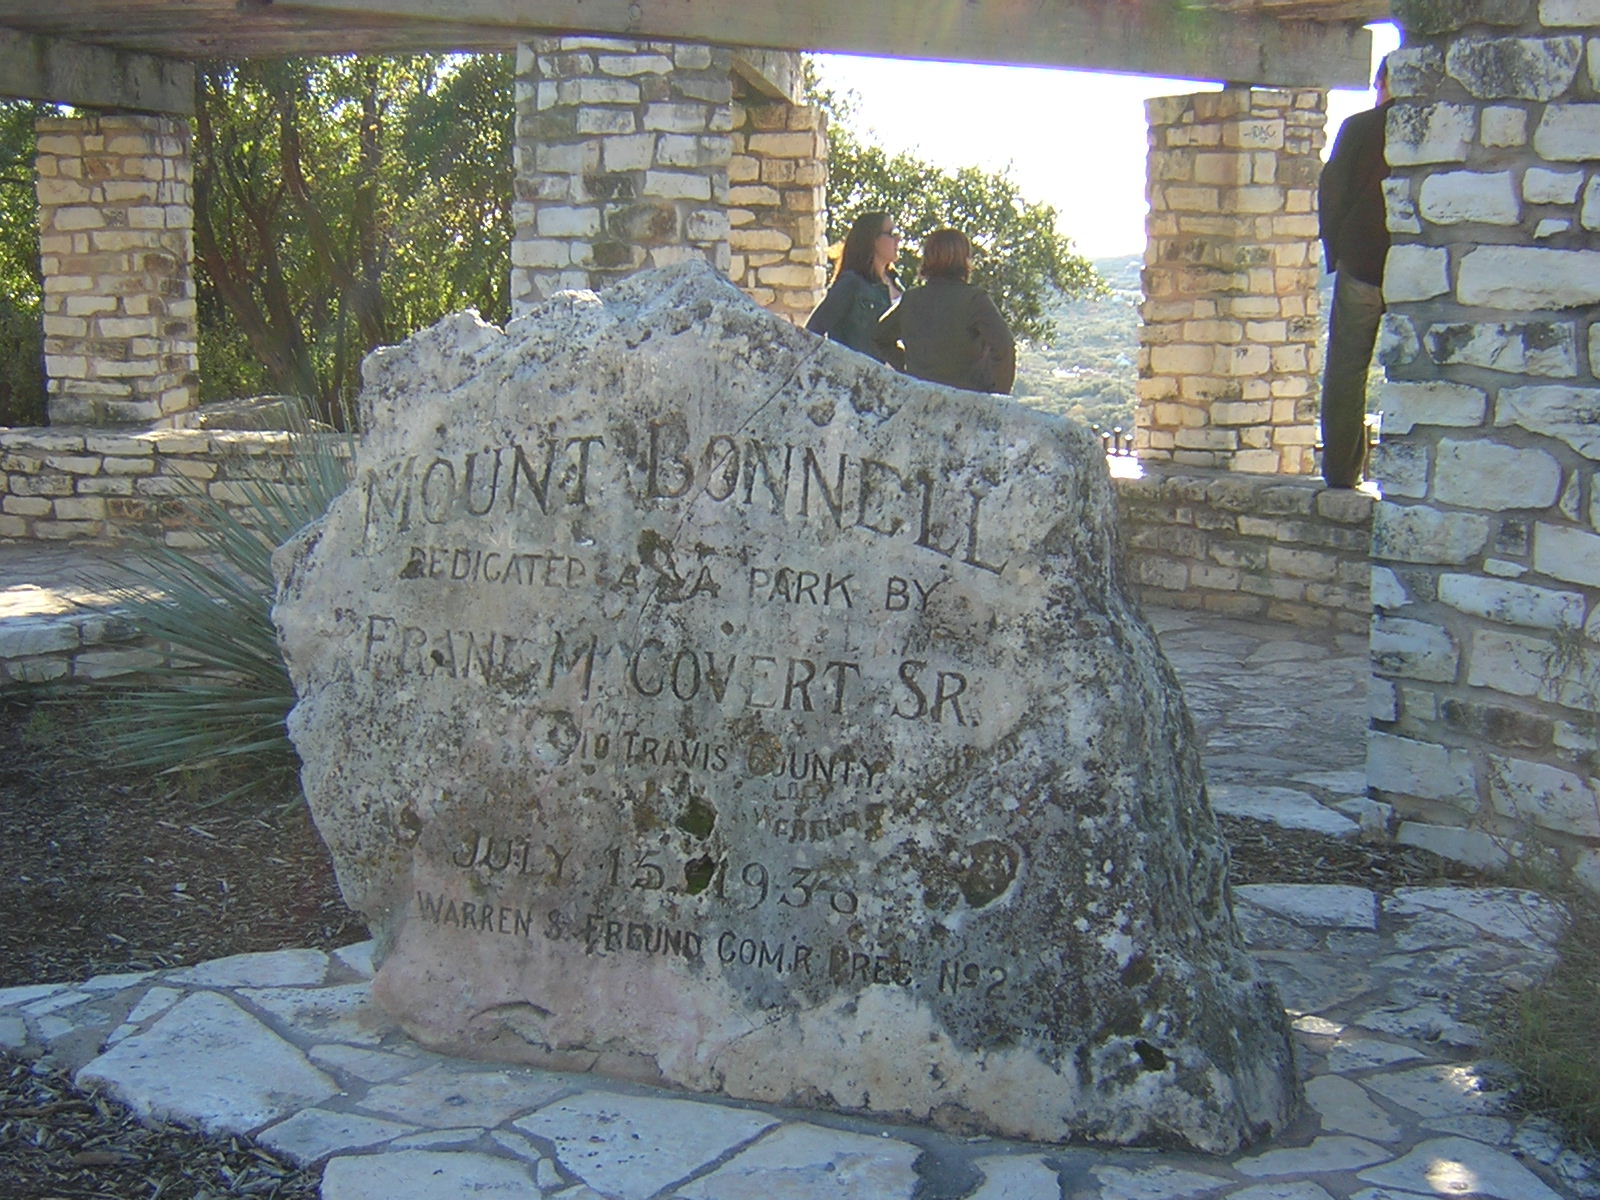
[93,404,353,804]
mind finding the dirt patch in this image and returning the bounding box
[1218,812,1486,894]
[0,694,366,987]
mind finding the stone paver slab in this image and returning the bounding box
[76,991,339,1134]
[1377,943,1558,1006]
[309,1043,421,1083]
[1386,887,1567,946]
[969,1155,1061,1199]
[1292,768,1368,792]
[676,1121,920,1200]
[1325,1035,1426,1074]
[164,948,329,989]
[38,1000,120,1044]
[106,986,182,1046]
[1419,1114,1513,1145]
[390,1127,483,1150]
[258,1107,416,1165]
[333,940,376,977]
[1253,953,1375,1014]
[1209,786,1359,837]
[1357,1136,1565,1200]
[1089,1162,1231,1198]
[1387,907,1480,952]
[0,983,68,1009]
[1350,1000,1482,1049]
[515,1091,777,1200]
[1235,885,1378,930]
[1234,1135,1390,1177]
[321,1149,537,1200]
[1228,1183,1338,1200]
[360,1062,568,1128]
[240,982,388,1046]
[20,988,88,1016]
[79,969,155,992]
[1361,1062,1509,1119]
[488,1126,549,1167]
[1306,1076,1403,1143]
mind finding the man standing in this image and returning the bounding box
[1317,59,1392,489]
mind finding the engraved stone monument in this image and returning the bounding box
[274,261,1297,1153]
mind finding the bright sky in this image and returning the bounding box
[812,23,1401,260]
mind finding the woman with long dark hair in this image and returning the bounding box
[874,228,1015,394]
[805,211,901,361]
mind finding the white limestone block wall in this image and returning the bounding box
[509,37,735,315]
[727,92,828,324]
[1138,87,1326,474]
[33,114,198,425]
[510,41,825,322]
[1372,0,1600,895]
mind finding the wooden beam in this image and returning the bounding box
[274,0,1373,87]
[0,29,193,113]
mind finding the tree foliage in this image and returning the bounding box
[0,101,45,426]
[193,54,512,419]
[816,86,1105,344]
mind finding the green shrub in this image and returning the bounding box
[0,295,44,427]
[0,101,44,427]
[93,407,352,803]
[1494,892,1600,1153]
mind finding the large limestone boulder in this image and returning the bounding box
[274,261,1297,1153]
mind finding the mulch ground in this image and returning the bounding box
[0,693,359,1198]
[0,690,1484,1197]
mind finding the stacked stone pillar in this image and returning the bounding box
[1368,1,1600,896]
[33,113,197,425]
[510,37,734,315]
[1137,88,1326,473]
[728,94,828,323]
[510,40,825,322]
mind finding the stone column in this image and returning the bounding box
[727,92,828,324]
[1137,87,1325,473]
[510,37,733,317]
[34,113,197,425]
[1368,2,1600,897]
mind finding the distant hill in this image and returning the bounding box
[1013,254,1142,433]
[1014,254,1349,435]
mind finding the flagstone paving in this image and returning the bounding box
[4,603,1598,1199]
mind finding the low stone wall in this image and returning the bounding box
[0,431,1377,692]
[0,425,317,545]
[1115,464,1374,633]
[4,436,1380,618]
[0,605,152,689]
[0,425,346,689]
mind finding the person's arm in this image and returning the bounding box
[1318,121,1356,273]
[874,300,907,371]
[972,290,1016,394]
[805,274,856,336]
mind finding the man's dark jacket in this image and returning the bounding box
[1318,102,1392,286]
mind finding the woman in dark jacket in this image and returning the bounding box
[874,228,1015,394]
[805,211,901,360]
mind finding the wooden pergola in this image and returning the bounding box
[0,1,1390,112]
